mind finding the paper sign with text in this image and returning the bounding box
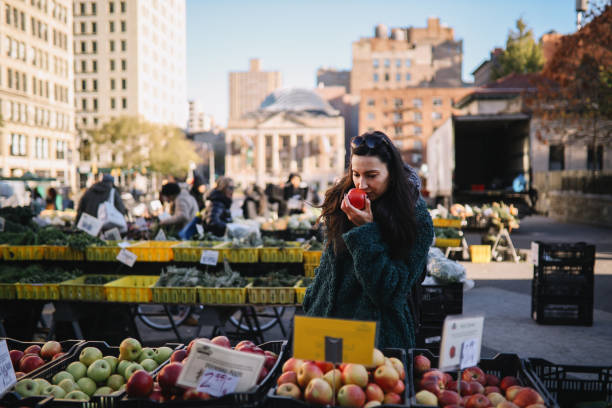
[104,227,121,241]
[0,216,5,232]
[438,314,484,372]
[0,340,17,398]
[200,250,219,266]
[116,249,137,267]
[154,229,167,241]
[77,213,103,236]
[177,341,264,393]
[293,316,376,365]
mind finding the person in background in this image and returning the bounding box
[158,182,198,230]
[30,187,45,215]
[242,184,267,219]
[205,177,234,236]
[76,174,127,225]
[265,182,287,217]
[61,187,75,210]
[283,173,309,215]
[45,187,58,210]
[190,176,207,211]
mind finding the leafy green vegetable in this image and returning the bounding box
[155,261,247,288]
[0,264,82,283]
[302,237,323,251]
[83,275,116,284]
[251,270,301,287]
[67,233,106,252]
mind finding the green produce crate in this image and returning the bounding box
[260,242,303,263]
[214,242,260,263]
[294,281,307,304]
[434,237,462,247]
[303,263,318,278]
[0,283,17,299]
[130,241,181,262]
[15,282,60,300]
[171,241,222,262]
[58,275,122,301]
[303,249,322,264]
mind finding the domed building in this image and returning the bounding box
[226,88,345,188]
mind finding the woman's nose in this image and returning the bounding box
[358,179,368,189]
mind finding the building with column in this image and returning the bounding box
[0,0,76,186]
[226,88,345,188]
[229,59,282,121]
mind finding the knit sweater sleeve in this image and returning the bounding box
[342,197,433,307]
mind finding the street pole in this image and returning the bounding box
[208,143,215,187]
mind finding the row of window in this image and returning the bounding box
[75,1,126,16]
[78,96,127,112]
[51,1,68,24]
[4,35,68,76]
[366,97,444,107]
[75,39,127,54]
[75,58,127,74]
[2,67,68,103]
[77,78,127,92]
[374,73,412,83]
[373,59,412,69]
[366,111,444,122]
[1,99,71,132]
[52,28,68,50]
[9,133,69,159]
[74,20,126,35]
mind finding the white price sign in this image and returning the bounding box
[0,216,5,232]
[0,340,17,397]
[77,213,103,237]
[438,315,484,372]
[104,227,121,241]
[116,249,137,267]
[200,250,219,266]
[196,224,204,236]
[177,341,264,393]
[154,229,167,241]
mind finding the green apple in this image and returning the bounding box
[34,378,51,390]
[117,360,132,378]
[79,346,103,366]
[153,346,173,365]
[14,379,40,397]
[123,363,143,381]
[119,337,142,361]
[94,386,113,396]
[140,358,158,372]
[43,385,66,398]
[87,359,112,382]
[106,374,125,391]
[65,390,90,401]
[58,378,79,394]
[138,347,156,363]
[103,355,119,373]
[52,370,75,385]
[76,377,96,396]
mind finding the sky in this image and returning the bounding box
[186,0,581,127]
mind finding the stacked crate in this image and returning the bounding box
[531,241,595,325]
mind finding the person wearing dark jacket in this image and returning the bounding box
[302,131,433,350]
[75,174,127,225]
[282,173,308,215]
[204,177,234,236]
[242,184,266,219]
[190,176,206,211]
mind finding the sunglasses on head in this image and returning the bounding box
[351,133,387,149]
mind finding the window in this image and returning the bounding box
[80,22,86,33]
[432,111,442,120]
[373,73,379,82]
[414,112,422,122]
[93,98,98,111]
[92,60,97,72]
[81,98,87,110]
[81,79,86,90]
[80,41,86,53]
[587,145,603,170]
[56,141,65,159]
[396,73,401,81]
[110,78,115,89]
[384,59,390,68]
[373,59,379,68]
[109,40,115,51]
[92,41,97,53]
[413,98,422,108]
[110,98,116,109]
[92,22,97,33]
[10,134,27,156]
[548,145,564,170]
[110,59,115,71]
[93,79,98,91]
[405,73,411,81]
[121,40,126,51]
[80,60,86,72]
[414,126,422,135]
[433,97,443,106]
[384,73,389,81]
[121,1,126,12]
[394,126,402,135]
[405,59,412,67]
[109,21,114,32]
[121,59,126,71]
[396,59,401,68]
[122,98,126,109]
[367,98,375,106]
[367,113,375,120]
[109,1,115,13]
[91,2,96,14]
[121,78,126,89]
[393,112,402,122]
[394,98,403,107]
[121,21,126,32]
[79,2,85,15]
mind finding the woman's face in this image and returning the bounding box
[351,155,390,202]
[224,184,235,198]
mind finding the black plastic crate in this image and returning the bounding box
[532,277,593,299]
[534,241,595,266]
[120,340,287,408]
[1,338,83,379]
[420,283,463,323]
[415,325,442,355]
[0,396,52,408]
[532,292,593,326]
[535,263,594,285]
[408,348,556,408]
[266,348,408,408]
[526,358,612,408]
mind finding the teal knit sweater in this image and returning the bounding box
[302,197,433,350]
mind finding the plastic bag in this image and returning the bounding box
[427,247,466,284]
[97,189,127,233]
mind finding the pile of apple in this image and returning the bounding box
[273,349,406,407]
[13,337,173,402]
[124,335,279,402]
[9,340,67,378]
[413,354,548,408]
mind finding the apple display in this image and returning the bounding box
[119,337,142,362]
[79,346,103,366]
[126,370,154,398]
[87,359,112,382]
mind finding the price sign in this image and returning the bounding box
[104,228,121,241]
[0,340,17,397]
[0,216,5,232]
[177,341,264,392]
[438,315,484,372]
[531,242,539,266]
[154,229,167,241]
[200,250,219,266]
[116,249,137,267]
[196,366,240,397]
[196,224,204,236]
[77,213,103,237]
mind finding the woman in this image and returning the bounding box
[283,173,308,215]
[302,131,433,350]
[205,177,234,236]
[45,187,58,210]
[159,182,198,230]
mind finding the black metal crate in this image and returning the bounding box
[415,325,442,355]
[534,241,595,266]
[420,283,463,325]
[1,338,83,379]
[534,263,594,286]
[531,292,593,326]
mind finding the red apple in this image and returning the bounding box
[375,364,400,393]
[341,364,368,388]
[500,376,520,391]
[158,362,184,395]
[439,390,462,406]
[443,372,453,386]
[513,387,544,407]
[414,354,431,375]
[23,345,41,355]
[423,369,445,382]
[392,379,405,394]
[19,354,45,373]
[365,383,384,402]
[186,338,210,355]
[40,341,62,361]
[170,349,187,363]
[447,380,469,396]
[264,351,278,370]
[276,383,302,399]
[383,392,401,404]
[315,360,334,374]
[419,377,444,396]
[210,336,231,348]
[506,385,523,401]
[487,392,506,406]
[126,370,154,398]
[486,374,500,386]
[497,402,520,408]
[258,366,269,383]
[323,368,342,390]
[485,385,501,394]
[337,384,366,407]
[465,393,491,408]
[388,357,405,380]
[52,352,66,361]
[9,350,24,369]
[462,366,487,385]
[297,361,323,388]
[470,381,485,395]
[183,388,210,400]
[304,378,333,405]
[277,371,298,386]
[234,340,255,350]
[282,358,303,373]
[347,188,367,210]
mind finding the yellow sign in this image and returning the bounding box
[293,316,377,365]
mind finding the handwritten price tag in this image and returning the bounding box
[460,339,478,369]
[197,367,240,397]
[0,340,17,397]
[77,213,103,236]
[200,250,219,266]
[0,216,5,232]
[116,249,137,267]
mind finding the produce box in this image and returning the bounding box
[267,348,408,408]
[129,241,182,262]
[197,286,248,305]
[59,275,122,301]
[470,245,491,263]
[85,242,124,261]
[247,283,296,305]
[294,283,307,304]
[409,349,555,408]
[151,286,198,304]
[434,238,462,248]
[2,245,46,261]
[531,289,593,326]
[119,340,288,408]
[1,338,83,379]
[303,250,322,265]
[44,246,85,261]
[432,218,462,228]
[525,358,612,408]
[260,243,303,263]
[214,242,260,263]
[303,263,318,278]
[420,283,463,326]
[0,395,51,407]
[15,282,60,300]
[0,283,17,299]
[171,241,221,263]
[104,275,158,303]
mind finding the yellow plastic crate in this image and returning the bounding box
[470,245,492,263]
[152,286,198,304]
[59,275,121,301]
[15,283,60,300]
[197,286,248,305]
[294,281,308,304]
[214,243,259,263]
[3,245,46,261]
[303,250,322,264]
[129,241,181,262]
[435,238,462,248]
[0,283,17,299]
[172,241,221,263]
[247,283,295,304]
[432,218,462,228]
[260,243,303,263]
[104,276,158,302]
[86,244,122,261]
[303,263,318,278]
[45,246,85,261]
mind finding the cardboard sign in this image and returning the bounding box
[0,340,17,397]
[116,248,137,267]
[293,316,377,365]
[104,228,121,241]
[154,229,167,241]
[177,341,264,394]
[438,315,484,372]
[0,216,5,232]
[531,242,539,266]
[200,250,219,266]
[77,213,103,236]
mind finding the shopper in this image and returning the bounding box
[45,187,58,210]
[302,131,433,350]
[189,175,207,211]
[283,173,309,215]
[75,174,127,225]
[158,182,199,230]
[204,177,234,236]
[242,184,266,219]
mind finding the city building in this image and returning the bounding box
[359,87,472,167]
[226,88,344,188]
[187,100,214,133]
[316,68,351,92]
[350,18,463,95]
[471,48,503,87]
[229,58,282,121]
[0,0,76,186]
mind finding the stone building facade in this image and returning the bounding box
[229,58,282,121]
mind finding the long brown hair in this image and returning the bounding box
[321,131,419,260]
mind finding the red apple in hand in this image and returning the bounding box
[126,370,153,398]
[347,188,366,210]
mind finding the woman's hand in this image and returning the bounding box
[341,194,373,226]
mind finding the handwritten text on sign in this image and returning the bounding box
[77,213,103,236]
[197,366,240,397]
[438,314,484,372]
[116,249,137,267]
[200,250,219,266]
[0,340,17,397]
